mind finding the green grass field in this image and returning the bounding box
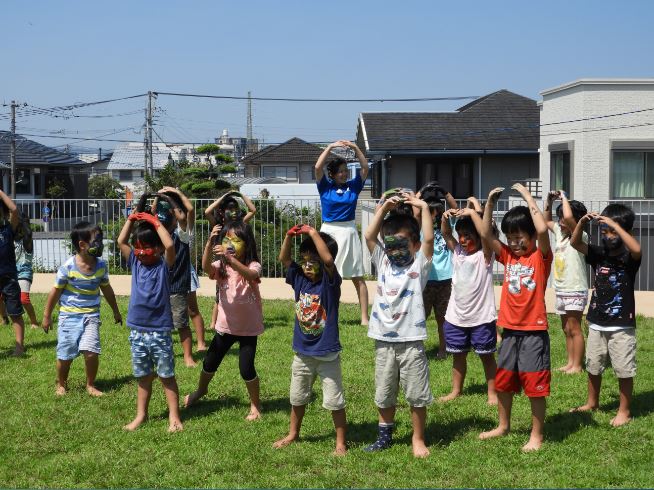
[1,294,653,488]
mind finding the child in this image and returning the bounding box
[438,201,498,405]
[274,224,347,455]
[117,210,183,432]
[478,184,552,452]
[185,220,264,421]
[569,204,641,426]
[205,191,256,331]
[416,181,458,360]
[42,222,122,396]
[0,189,26,356]
[14,213,40,329]
[544,190,589,374]
[363,193,434,458]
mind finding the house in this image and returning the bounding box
[101,142,176,190]
[242,137,338,183]
[539,79,654,201]
[0,131,88,199]
[355,90,540,199]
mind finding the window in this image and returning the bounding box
[550,151,570,195]
[16,169,31,195]
[612,151,654,198]
[262,165,298,181]
[119,170,134,182]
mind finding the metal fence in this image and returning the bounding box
[14,197,654,291]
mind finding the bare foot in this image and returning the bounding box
[521,436,543,452]
[412,439,430,458]
[438,391,461,403]
[245,405,261,421]
[333,445,347,456]
[197,344,208,353]
[487,394,498,406]
[123,416,147,431]
[610,412,632,427]
[435,351,448,361]
[55,384,67,396]
[168,420,184,433]
[564,367,583,375]
[569,403,598,413]
[183,389,206,408]
[273,434,297,449]
[184,358,198,368]
[86,385,104,397]
[30,323,40,330]
[12,345,25,357]
[479,426,509,440]
[556,364,572,372]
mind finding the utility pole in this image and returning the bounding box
[246,91,253,156]
[147,91,155,176]
[9,101,17,198]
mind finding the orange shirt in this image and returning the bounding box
[497,243,552,331]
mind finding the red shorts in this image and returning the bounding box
[495,329,551,397]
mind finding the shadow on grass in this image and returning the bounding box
[424,345,448,360]
[95,374,134,393]
[180,395,243,420]
[299,420,380,445]
[604,389,654,418]
[545,409,596,442]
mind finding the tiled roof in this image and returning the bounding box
[241,137,338,164]
[358,90,539,153]
[107,142,173,170]
[0,131,87,166]
[222,176,288,185]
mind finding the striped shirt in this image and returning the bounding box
[54,256,109,315]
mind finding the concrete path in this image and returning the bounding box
[31,273,654,317]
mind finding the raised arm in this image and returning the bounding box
[0,189,19,232]
[512,183,550,257]
[570,213,592,256]
[441,208,458,252]
[343,140,369,181]
[543,190,559,231]
[481,188,504,256]
[404,194,433,258]
[466,196,483,212]
[238,192,257,223]
[364,197,401,253]
[558,191,578,231]
[116,216,136,261]
[155,219,175,268]
[305,225,335,276]
[205,194,229,228]
[278,227,296,268]
[161,187,195,229]
[314,141,341,182]
[598,216,642,261]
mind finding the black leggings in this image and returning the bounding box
[203,332,258,381]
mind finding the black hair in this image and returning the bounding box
[326,157,347,179]
[299,232,338,261]
[381,213,420,243]
[455,212,482,243]
[16,213,33,253]
[556,200,587,223]
[71,221,102,253]
[601,203,635,232]
[131,221,163,248]
[501,206,536,237]
[218,220,259,265]
[161,191,185,217]
[425,199,445,215]
[213,194,244,225]
[419,181,444,202]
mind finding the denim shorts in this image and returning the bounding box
[56,314,101,360]
[128,329,175,378]
[190,266,200,293]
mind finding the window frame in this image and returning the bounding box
[610,149,654,199]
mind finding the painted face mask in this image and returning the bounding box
[507,237,529,253]
[134,241,160,266]
[224,208,240,222]
[88,230,104,257]
[458,233,478,254]
[222,234,245,260]
[600,225,623,251]
[300,256,322,279]
[156,201,174,229]
[383,235,414,267]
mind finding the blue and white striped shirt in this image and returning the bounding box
[54,256,109,315]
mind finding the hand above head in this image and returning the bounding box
[487,187,504,204]
[578,212,598,225]
[381,195,404,211]
[130,212,161,228]
[547,190,561,202]
[443,208,460,220]
[511,183,530,197]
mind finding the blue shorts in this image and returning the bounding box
[190,265,200,293]
[128,330,175,378]
[56,314,101,360]
[444,320,497,355]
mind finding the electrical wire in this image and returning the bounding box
[153,91,481,102]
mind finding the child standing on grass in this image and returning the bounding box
[438,200,498,405]
[42,222,122,396]
[117,211,183,432]
[0,189,26,356]
[14,214,40,329]
[544,190,589,374]
[478,184,552,452]
[569,204,641,426]
[364,193,434,458]
[185,220,264,421]
[273,224,346,455]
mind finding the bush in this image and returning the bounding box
[219,164,236,174]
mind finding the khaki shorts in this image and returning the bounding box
[555,291,588,315]
[586,328,636,378]
[374,340,432,408]
[289,353,345,411]
[170,293,189,330]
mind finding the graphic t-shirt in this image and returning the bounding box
[54,256,109,316]
[585,245,641,328]
[368,244,432,342]
[445,245,497,327]
[14,242,33,281]
[317,173,364,222]
[552,223,588,292]
[428,228,453,281]
[286,261,342,356]
[497,243,552,331]
[211,260,264,336]
[0,223,17,277]
[126,251,174,332]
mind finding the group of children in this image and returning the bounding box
[0,178,642,455]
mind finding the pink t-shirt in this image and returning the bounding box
[211,260,264,336]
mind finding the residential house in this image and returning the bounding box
[102,142,175,190]
[356,90,540,199]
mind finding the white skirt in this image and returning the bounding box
[320,220,365,279]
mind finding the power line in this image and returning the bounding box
[154,91,481,103]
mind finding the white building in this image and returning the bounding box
[539,79,654,202]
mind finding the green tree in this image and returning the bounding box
[88,174,125,199]
[45,177,68,198]
[195,144,221,170]
[215,153,235,164]
[219,164,237,174]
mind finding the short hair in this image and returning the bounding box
[299,232,338,261]
[455,212,482,241]
[601,203,635,232]
[161,191,185,216]
[71,221,102,253]
[501,206,536,237]
[326,158,347,179]
[381,213,420,243]
[556,200,587,223]
[218,220,260,265]
[425,199,445,214]
[131,222,162,248]
[419,181,444,202]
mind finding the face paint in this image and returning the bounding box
[222,234,245,260]
[156,202,174,229]
[88,230,104,257]
[506,235,531,255]
[383,235,414,267]
[458,233,479,254]
[134,241,160,266]
[299,255,322,281]
[224,209,239,221]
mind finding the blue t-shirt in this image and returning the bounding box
[429,229,453,281]
[15,242,33,281]
[0,223,17,277]
[126,251,174,332]
[54,256,109,316]
[317,173,363,222]
[286,261,342,356]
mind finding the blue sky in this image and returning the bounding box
[1,0,653,151]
